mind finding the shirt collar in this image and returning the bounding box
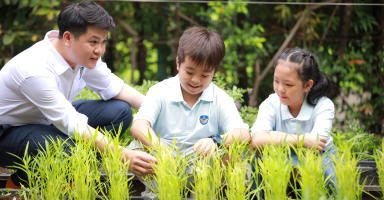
[170,75,184,102]
[43,30,73,75]
[281,94,313,121]
[170,75,214,103]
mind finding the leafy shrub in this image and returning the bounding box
[239,106,258,128]
[331,120,382,159]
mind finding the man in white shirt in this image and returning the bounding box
[0,1,156,188]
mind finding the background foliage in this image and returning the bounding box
[1,0,384,136]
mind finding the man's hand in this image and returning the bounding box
[193,138,216,158]
[300,133,327,152]
[122,149,157,176]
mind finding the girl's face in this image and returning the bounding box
[273,61,313,110]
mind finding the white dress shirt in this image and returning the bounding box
[251,93,335,151]
[0,31,124,138]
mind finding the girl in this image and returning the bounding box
[250,48,339,199]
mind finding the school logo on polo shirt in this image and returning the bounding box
[199,115,209,125]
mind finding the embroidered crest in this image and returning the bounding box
[79,66,84,80]
[199,115,209,125]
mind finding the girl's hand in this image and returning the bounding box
[193,138,216,158]
[300,133,327,152]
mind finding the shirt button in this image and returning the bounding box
[291,119,296,123]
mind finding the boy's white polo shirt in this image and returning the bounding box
[133,75,249,147]
[251,93,335,151]
[0,30,124,138]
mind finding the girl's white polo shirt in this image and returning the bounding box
[0,31,124,138]
[251,93,335,151]
[133,75,249,147]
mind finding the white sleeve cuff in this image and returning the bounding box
[133,114,155,127]
[67,112,88,138]
[98,74,124,100]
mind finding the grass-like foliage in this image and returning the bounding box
[332,137,365,200]
[257,143,293,200]
[191,152,224,200]
[294,148,328,199]
[331,120,382,160]
[143,142,191,200]
[68,130,101,199]
[224,139,251,200]
[10,137,72,200]
[100,125,133,200]
[374,138,384,197]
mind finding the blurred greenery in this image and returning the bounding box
[1,0,384,137]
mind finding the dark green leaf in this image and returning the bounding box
[3,34,16,45]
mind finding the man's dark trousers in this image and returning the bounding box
[0,99,132,186]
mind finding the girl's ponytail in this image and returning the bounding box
[307,71,338,106]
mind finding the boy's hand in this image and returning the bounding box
[122,149,157,176]
[193,138,216,158]
[300,133,326,152]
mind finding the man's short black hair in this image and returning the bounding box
[57,1,115,39]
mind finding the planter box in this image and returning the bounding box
[358,160,380,190]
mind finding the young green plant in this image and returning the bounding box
[100,125,133,200]
[332,137,365,199]
[67,128,102,199]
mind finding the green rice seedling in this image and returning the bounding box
[258,143,293,199]
[9,143,43,200]
[332,138,365,200]
[374,138,384,197]
[100,125,133,200]
[294,147,327,199]
[144,139,191,200]
[191,150,225,200]
[67,129,101,200]
[10,136,73,200]
[224,138,251,200]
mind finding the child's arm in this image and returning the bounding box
[221,128,250,146]
[251,130,326,151]
[130,119,164,149]
[193,128,249,158]
[129,84,164,150]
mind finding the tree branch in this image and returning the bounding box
[316,2,340,54]
[160,5,201,26]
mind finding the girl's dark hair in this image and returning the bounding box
[275,48,339,106]
[57,1,115,39]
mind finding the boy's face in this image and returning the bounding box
[64,25,108,69]
[177,56,215,97]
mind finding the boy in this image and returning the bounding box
[130,27,250,192]
[0,1,156,189]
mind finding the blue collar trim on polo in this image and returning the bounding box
[281,94,313,121]
[170,74,214,103]
[43,30,73,75]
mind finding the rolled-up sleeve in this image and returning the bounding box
[250,100,275,136]
[219,96,249,133]
[133,86,162,126]
[18,76,88,138]
[82,60,124,100]
[310,99,334,146]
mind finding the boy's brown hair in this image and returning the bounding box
[177,27,225,71]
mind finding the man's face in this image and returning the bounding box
[177,56,215,97]
[66,25,108,69]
